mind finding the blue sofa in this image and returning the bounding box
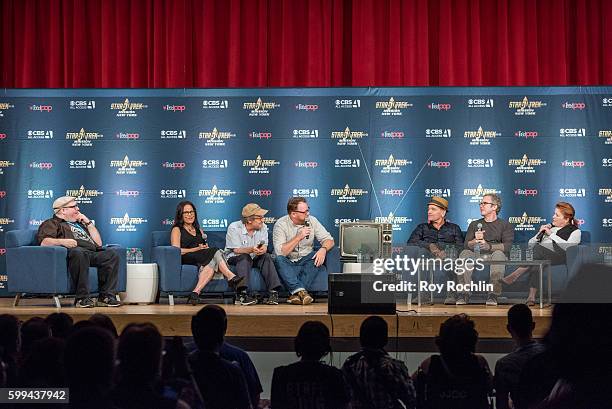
[151,230,341,305]
[5,229,127,307]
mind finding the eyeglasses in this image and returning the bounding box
[479,201,494,206]
[293,208,310,214]
[182,210,195,215]
[62,205,79,209]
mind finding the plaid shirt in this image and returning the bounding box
[342,349,416,409]
[407,220,464,250]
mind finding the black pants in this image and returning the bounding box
[67,247,119,299]
[527,244,566,289]
[227,253,282,292]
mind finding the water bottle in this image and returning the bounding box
[126,248,133,264]
[510,245,521,261]
[474,242,481,257]
[525,246,534,261]
[135,248,143,264]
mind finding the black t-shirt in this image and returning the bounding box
[271,360,350,409]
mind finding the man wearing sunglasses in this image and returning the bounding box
[36,196,121,308]
[273,197,334,305]
[457,193,514,306]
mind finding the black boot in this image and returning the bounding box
[187,292,199,306]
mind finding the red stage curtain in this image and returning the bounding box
[1,0,610,87]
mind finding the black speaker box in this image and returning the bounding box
[328,273,396,314]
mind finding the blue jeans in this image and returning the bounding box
[274,251,326,294]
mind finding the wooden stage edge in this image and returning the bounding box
[1,298,552,350]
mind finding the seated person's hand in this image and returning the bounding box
[63,239,78,248]
[474,230,485,241]
[253,246,266,256]
[312,248,327,267]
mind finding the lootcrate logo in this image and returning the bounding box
[380,130,405,139]
[334,158,361,168]
[116,132,140,140]
[374,212,412,232]
[111,213,148,232]
[116,190,140,197]
[467,98,494,108]
[69,100,95,110]
[463,185,501,203]
[29,104,53,112]
[0,160,16,175]
[603,218,612,228]
[508,154,547,174]
[69,159,95,169]
[375,155,412,174]
[162,161,186,170]
[201,159,228,169]
[427,102,452,111]
[0,133,6,140]
[509,212,546,231]
[425,129,451,138]
[160,189,186,199]
[27,130,53,139]
[27,189,54,199]
[561,160,586,168]
[28,219,45,226]
[198,185,237,204]
[508,96,547,116]
[294,161,319,168]
[65,128,103,147]
[202,100,228,109]
[242,155,280,174]
[0,218,15,232]
[201,218,229,229]
[295,103,319,111]
[243,98,280,117]
[199,128,236,147]
[334,218,360,227]
[428,160,451,169]
[161,218,174,226]
[292,129,318,139]
[66,186,103,204]
[248,189,272,197]
[335,99,361,109]
[380,188,404,197]
[110,155,148,175]
[464,127,500,146]
[292,188,319,198]
[331,184,368,204]
[560,128,586,137]
[29,161,53,170]
[515,130,538,138]
[603,158,612,168]
[425,188,451,198]
[110,98,148,117]
[160,130,186,139]
[562,102,586,110]
[249,131,272,139]
[559,188,586,198]
[602,97,612,107]
[514,188,539,197]
[0,102,15,117]
[375,97,413,116]
[331,127,367,146]
[598,130,612,144]
[467,158,494,168]
[163,104,186,112]
[598,188,612,203]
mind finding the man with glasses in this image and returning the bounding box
[36,196,120,308]
[225,203,283,305]
[456,193,514,306]
[273,197,335,305]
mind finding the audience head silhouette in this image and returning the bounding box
[44,312,74,339]
[295,321,331,361]
[89,313,119,338]
[192,305,227,352]
[360,315,388,349]
[507,303,535,339]
[20,317,50,357]
[435,313,478,360]
[118,323,163,384]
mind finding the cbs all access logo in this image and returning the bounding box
[602,158,612,168]
[292,188,319,198]
[161,130,186,139]
[467,158,494,168]
[202,159,228,169]
[69,100,96,110]
[334,99,361,109]
[559,188,586,198]
[425,128,451,138]
[69,159,96,169]
[160,189,186,199]
[202,100,228,109]
[334,158,361,168]
[292,129,318,139]
[27,189,54,199]
[27,130,53,139]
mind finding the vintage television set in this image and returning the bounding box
[339,221,393,261]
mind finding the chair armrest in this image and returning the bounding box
[6,246,69,293]
[151,246,182,292]
[566,244,598,279]
[324,247,341,274]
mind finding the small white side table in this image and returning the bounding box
[120,263,159,304]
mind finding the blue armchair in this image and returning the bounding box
[151,230,341,305]
[5,229,127,308]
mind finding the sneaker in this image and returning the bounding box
[298,290,314,305]
[75,297,95,308]
[96,295,122,307]
[287,293,302,305]
[444,292,457,305]
[265,290,279,305]
[236,291,257,306]
[455,294,469,305]
[486,293,498,306]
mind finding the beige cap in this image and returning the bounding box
[241,203,268,218]
[428,196,448,211]
[53,196,77,212]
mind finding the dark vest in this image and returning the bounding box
[555,224,578,241]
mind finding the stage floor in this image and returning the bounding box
[0,297,552,348]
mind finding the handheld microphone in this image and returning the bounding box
[304,219,311,239]
[536,224,552,242]
[257,240,265,249]
[477,223,482,232]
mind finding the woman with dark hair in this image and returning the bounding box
[171,201,242,305]
[413,314,492,409]
[271,321,349,409]
[502,202,581,305]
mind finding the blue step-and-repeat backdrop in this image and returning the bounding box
[1,87,611,293]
